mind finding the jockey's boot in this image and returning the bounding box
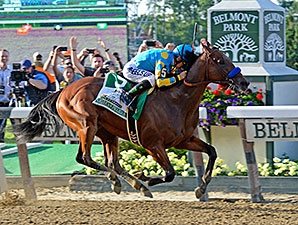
[120,80,152,110]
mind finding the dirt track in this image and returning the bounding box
[1,188,297,224]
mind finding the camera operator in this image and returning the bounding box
[21,59,55,105]
[0,49,12,142]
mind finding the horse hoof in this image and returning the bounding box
[140,187,153,198]
[142,190,153,198]
[133,170,150,182]
[111,184,121,195]
[195,187,204,199]
[132,170,144,179]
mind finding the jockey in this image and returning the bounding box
[120,44,193,107]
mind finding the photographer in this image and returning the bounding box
[93,60,115,79]
[0,49,12,141]
[137,40,164,54]
[21,59,55,105]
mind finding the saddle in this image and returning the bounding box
[93,72,150,145]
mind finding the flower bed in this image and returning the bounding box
[199,85,264,130]
[83,142,298,177]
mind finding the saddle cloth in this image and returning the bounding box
[93,72,149,145]
[93,72,149,121]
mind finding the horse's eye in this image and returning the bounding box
[218,59,224,64]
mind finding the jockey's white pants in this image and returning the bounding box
[123,61,155,86]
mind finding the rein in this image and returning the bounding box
[183,50,237,87]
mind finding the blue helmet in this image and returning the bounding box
[173,44,193,61]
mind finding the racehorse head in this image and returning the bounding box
[184,41,250,93]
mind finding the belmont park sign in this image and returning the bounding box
[210,9,285,63]
[246,119,298,142]
[211,11,259,62]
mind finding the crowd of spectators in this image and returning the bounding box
[0,36,176,141]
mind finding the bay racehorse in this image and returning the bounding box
[14,42,249,198]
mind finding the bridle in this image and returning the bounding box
[183,49,241,87]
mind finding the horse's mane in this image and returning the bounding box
[184,52,201,71]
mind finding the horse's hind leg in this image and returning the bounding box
[97,131,152,198]
[175,136,217,199]
[77,125,121,194]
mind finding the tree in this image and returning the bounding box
[214,33,258,61]
[264,33,284,61]
[285,2,298,69]
[154,0,217,45]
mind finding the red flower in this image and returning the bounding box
[206,86,211,90]
[259,89,263,92]
[212,90,220,95]
[256,93,263,100]
[218,84,224,89]
[224,89,232,95]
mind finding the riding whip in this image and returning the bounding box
[192,23,198,52]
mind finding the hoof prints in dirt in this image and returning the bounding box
[0,200,297,224]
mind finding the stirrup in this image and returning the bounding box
[120,91,133,106]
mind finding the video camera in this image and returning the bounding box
[11,63,28,82]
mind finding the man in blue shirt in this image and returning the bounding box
[120,44,192,108]
[21,59,55,105]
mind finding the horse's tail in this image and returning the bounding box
[13,90,63,144]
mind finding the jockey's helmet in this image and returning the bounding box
[173,44,192,62]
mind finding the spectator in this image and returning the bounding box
[58,66,83,89]
[77,48,102,66]
[0,49,12,142]
[32,51,43,67]
[113,52,124,71]
[70,36,113,77]
[137,40,164,54]
[93,60,116,79]
[97,37,117,66]
[21,59,55,105]
[32,51,58,91]
[51,46,82,83]
[165,43,176,51]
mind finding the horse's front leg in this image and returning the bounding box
[175,136,217,199]
[133,143,176,187]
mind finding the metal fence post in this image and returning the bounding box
[239,119,264,203]
[14,119,37,200]
[0,150,8,194]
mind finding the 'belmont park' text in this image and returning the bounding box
[212,12,258,32]
[245,119,298,141]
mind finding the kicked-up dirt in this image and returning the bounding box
[0,188,297,224]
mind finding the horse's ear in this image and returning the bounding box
[201,40,212,53]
